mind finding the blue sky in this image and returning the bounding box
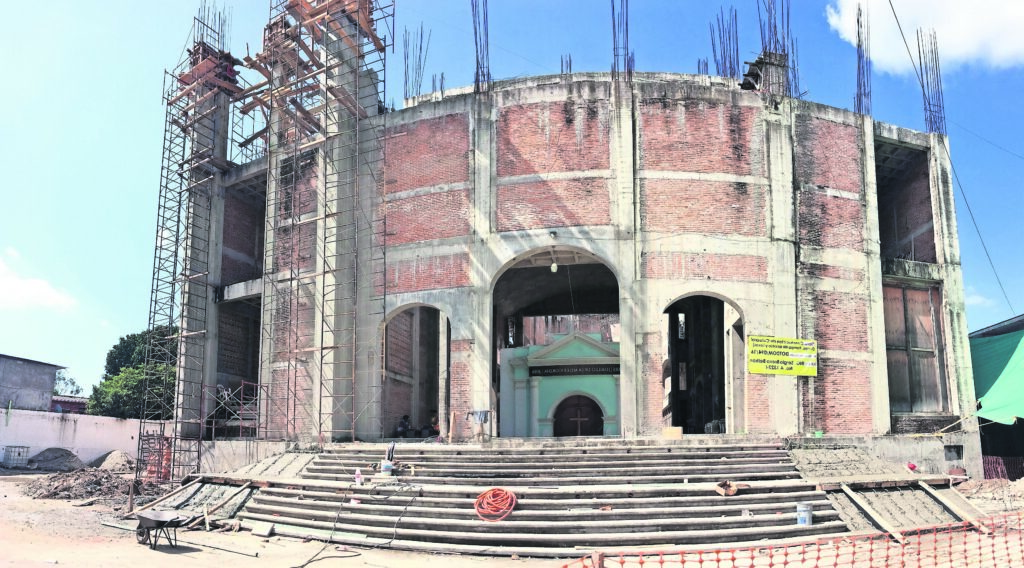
[1,0,1020,392]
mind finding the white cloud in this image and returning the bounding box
[963,286,995,307]
[3,247,19,260]
[826,0,1024,75]
[0,258,77,311]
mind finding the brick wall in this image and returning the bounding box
[803,290,869,352]
[217,304,258,378]
[640,332,666,435]
[800,262,865,282]
[642,252,768,282]
[448,339,473,440]
[384,189,472,245]
[496,101,610,176]
[382,380,413,437]
[386,310,414,375]
[221,192,263,285]
[639,100,764,177]
[642,179,767,236]
[878,155,936,262]
[798,191,864,250]
[794,115,862,193]
[496,179,611,231]
[382,253,471,294]
[812,358,873,434]
[272,223,316,273]
[268,365,314,439]
[385,114,470,194]
[745,375,772,433]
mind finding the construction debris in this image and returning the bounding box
[25,469,160,500]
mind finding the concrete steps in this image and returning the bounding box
[236,439,851,555]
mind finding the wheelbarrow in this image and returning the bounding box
[135,510,197,549]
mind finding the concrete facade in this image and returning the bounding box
[204,72,979,476]
[0,354,62,412]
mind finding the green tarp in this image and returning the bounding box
[971,329,1024,425]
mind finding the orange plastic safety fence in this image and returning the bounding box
[561,511,1024,568]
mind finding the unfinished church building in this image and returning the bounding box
[137,1,980,480]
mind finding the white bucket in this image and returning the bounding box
[380,459,394,474]
[796,503,813,526]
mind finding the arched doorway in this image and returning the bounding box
[663,295,745,434]
[492,247,620,437]
[382,305,450,438]
[553,395,604,437]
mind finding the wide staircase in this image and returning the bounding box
[237,438,850,556]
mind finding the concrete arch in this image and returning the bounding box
[489,244,622,292]
[381,301,451,333]
[663,290,746,322]
[545,389,612,421]
[662,291,747,435]
[379,302,452,439]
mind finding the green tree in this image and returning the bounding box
[104,325,177,378]
[53,369,83,396]
[86,364,175,419]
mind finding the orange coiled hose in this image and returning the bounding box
[474,487,517,522]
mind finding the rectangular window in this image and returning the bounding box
[884,284,947,413]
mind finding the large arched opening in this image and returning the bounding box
[381,305,451,439]
[663,294,745,434]
[492,247,620,437]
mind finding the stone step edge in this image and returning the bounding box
[257,486,829,507]
[248,494,836,520]
[300,471,804,485]
[237,511,848,546]
[196,473,820,496]
[239,519,853,559]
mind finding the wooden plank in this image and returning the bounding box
[839,483,906,544]
[817,477,949,491]
[121,476,205,519]
[186,482,253,529]
[918,481,991,535]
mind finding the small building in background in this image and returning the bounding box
[50,395,88,414]
[0,354,63,412]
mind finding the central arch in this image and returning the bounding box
[491,246,621,437]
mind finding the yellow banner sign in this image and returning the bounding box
[747,336,818,376]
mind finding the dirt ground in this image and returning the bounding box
[0,470,565,568]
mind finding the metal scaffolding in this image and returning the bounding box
[137,5,242,482]
[245,0,393,444]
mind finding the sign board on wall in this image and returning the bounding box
[746,336,818,376]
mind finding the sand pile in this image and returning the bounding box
[27,448,85,472]
[88,450,136,472]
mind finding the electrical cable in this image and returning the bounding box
[474,487,517,522]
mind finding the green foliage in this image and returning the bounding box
[53,369,83,396]
[86,364,175,419]
[103,325,177,378]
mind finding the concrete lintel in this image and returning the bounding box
[222,278,262,302]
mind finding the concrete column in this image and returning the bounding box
[765,102,799,436]
[612,81,638,437]
[469,93,495,415]
[860,115,891,434]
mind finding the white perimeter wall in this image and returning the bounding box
[0,409,144,464]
